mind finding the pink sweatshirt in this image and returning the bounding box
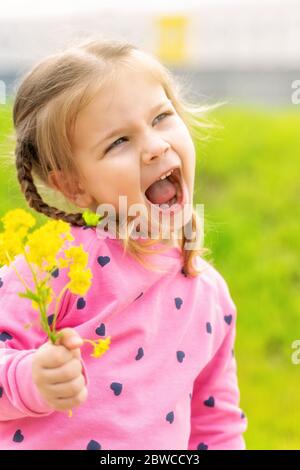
[0,224,247,450]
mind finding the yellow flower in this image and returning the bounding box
[90,337,111,358]
[57,257,69,269]
[1,209,36,233]
[0,209,37,267]
[0,230,24,266]
[63,245,88,269]
[50,220,74,241]
[68,266,92,296]
[26,220,73,270]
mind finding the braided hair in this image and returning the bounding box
[15,139,85,227]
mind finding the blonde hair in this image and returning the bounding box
[13,36,212,277]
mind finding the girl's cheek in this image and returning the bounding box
[176,130,196,167]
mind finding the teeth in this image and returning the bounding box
[158,169,174,181]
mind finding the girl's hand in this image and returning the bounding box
[31,328,88,412]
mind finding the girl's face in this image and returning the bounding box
[70,68,196,238]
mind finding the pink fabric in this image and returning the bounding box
[0,225,247,450]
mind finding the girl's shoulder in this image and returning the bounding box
[70,225,112,254]
[69,224,125,270]
[193,256,230,289]
[192,255,237,313]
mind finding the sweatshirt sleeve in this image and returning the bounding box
[188,271,248,450]
[0,255,89,421]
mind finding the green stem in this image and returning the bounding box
[23,249,39,288]
[51,283,70,336]
[4,250,31,291]
[5,249,55,341]
[39,296,56,343]
[22,250,60,343]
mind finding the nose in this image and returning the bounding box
[141,131,171,164]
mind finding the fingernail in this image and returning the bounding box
[70,337,83,347]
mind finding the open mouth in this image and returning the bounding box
[144,167,184,211]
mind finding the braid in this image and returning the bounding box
[16,140,86,227]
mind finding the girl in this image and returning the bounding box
[0,37,247,450]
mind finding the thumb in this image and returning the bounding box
[55,328,83,354]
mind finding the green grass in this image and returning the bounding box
[0,99,54,226]
[195,105,300,449]
[1,101,300,449]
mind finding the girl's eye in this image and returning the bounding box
[153,111,173,125]
[106,136,128,153]
[105,111,173,153]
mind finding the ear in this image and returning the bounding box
[47,170,94,208]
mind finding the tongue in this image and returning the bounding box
[145,178,176,204]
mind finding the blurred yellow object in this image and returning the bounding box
[155,15,189,65]
[83,336,112,358]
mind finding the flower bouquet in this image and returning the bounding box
[0,208,111,417]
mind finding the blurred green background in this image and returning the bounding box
[0,100,300,449]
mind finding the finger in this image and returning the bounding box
[70,347,82,361]
[48,375,85,399]
[39,344,74,369]
[55,328,83,351]
[42,357,83,384]
[52,387,88,411]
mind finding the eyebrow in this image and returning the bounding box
[90,100,172,153]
